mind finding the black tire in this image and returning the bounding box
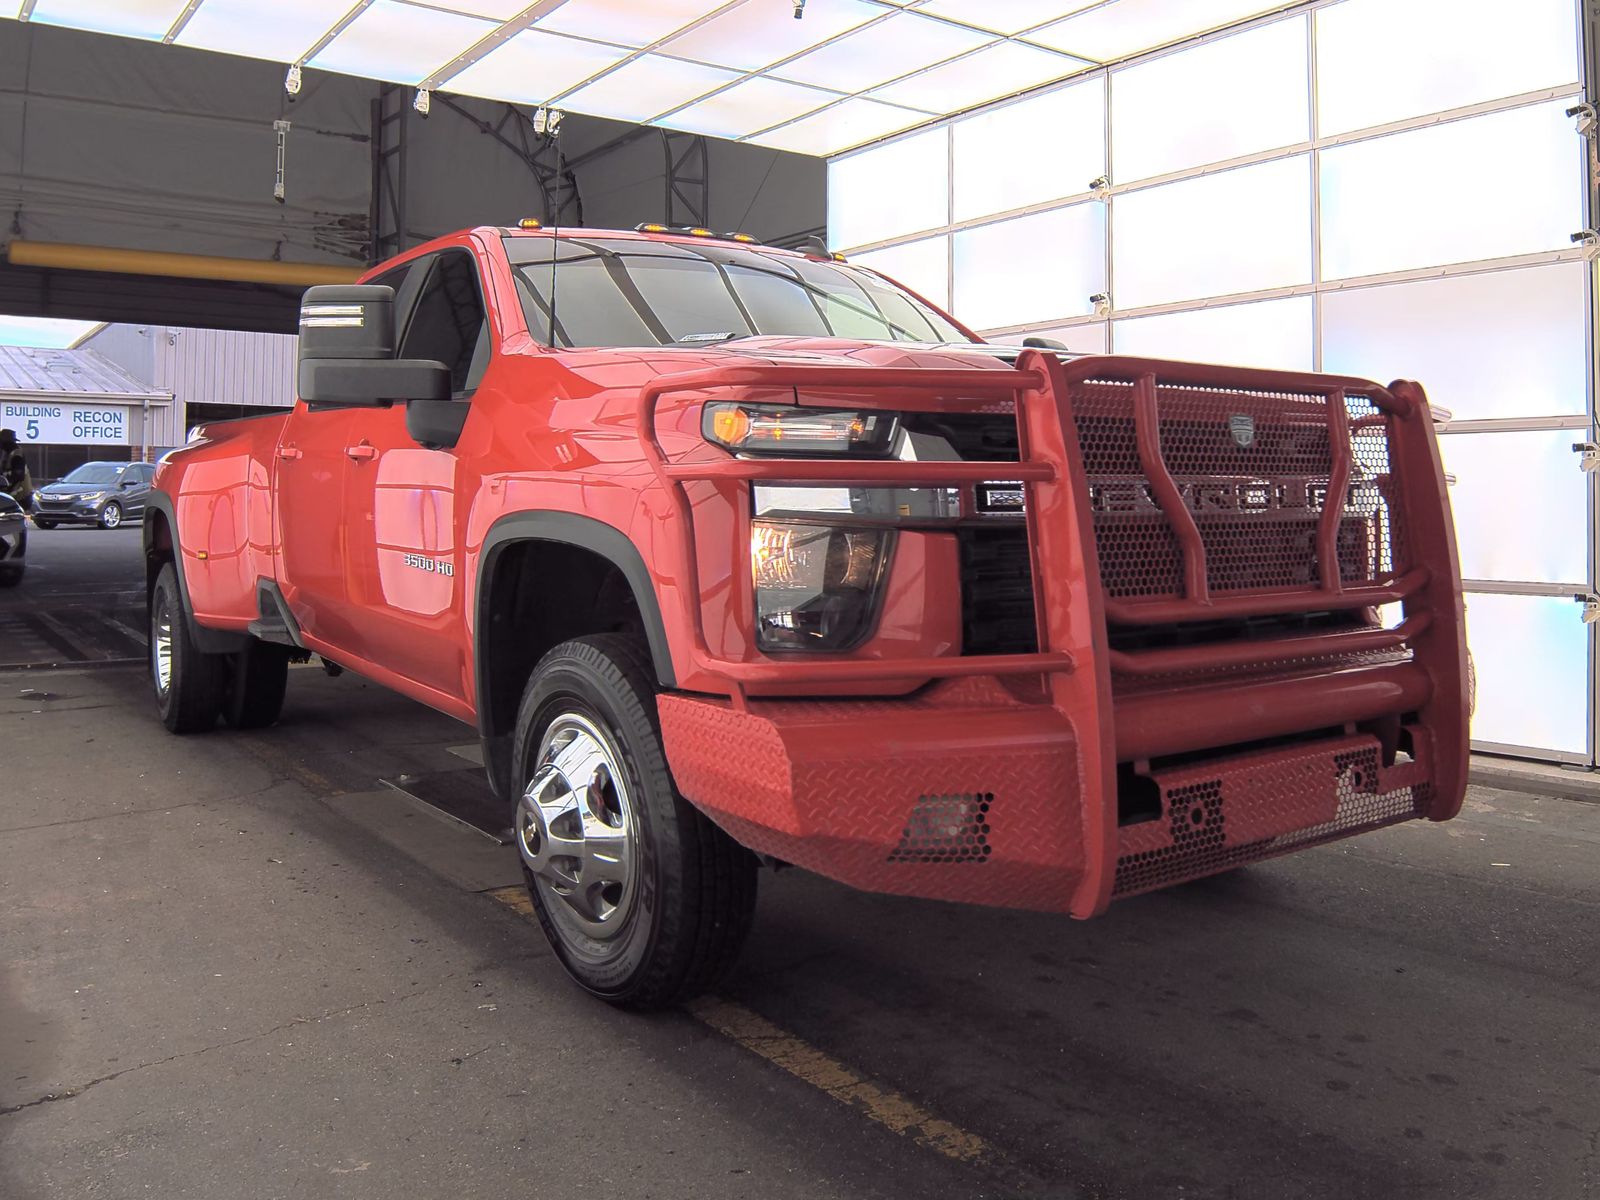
[99,501,123,530]
[150,562,226,733]
[511,634,757,1009]
[33,519,57,530]
[224,638,291,730]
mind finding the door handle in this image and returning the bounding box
[276,444,302,461]
[345,442,378,462]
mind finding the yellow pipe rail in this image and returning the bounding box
[5,240,364,287]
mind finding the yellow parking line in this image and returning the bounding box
[483,885,989,1165]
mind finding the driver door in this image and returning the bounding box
[337,248,489,702]
[275,260,424,650]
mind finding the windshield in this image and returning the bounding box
[62,463,125,485]
[505,236,969,350]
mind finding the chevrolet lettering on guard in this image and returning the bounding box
[143,222,1471,1010]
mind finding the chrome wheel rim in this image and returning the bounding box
[102,503,121,529]
[517,712,638,940]
[151,589,174,695]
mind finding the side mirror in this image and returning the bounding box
[120,478,138,488]
[296,284,450,407]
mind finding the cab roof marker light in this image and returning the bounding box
[518,217,543,230]
[726,232,760,244]
[635,222,671,233]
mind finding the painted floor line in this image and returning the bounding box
[480,885,990,1166]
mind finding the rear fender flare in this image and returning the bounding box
[142,491,248,656]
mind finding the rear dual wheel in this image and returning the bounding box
[150,562,289,733]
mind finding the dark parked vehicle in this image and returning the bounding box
[33,461,154,529]
[0,491,25,585]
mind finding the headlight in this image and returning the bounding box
[750,520,892,651]
[80,491,107,503]
[705,403,897,457]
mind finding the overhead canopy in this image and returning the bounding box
[4,0,1303,155]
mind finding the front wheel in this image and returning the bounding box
[99,501,123,530]
[511,634,757,1009]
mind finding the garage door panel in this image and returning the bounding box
[1319,101,1583,280]
[1321,262,1590,421]
[953,203,1105,330]
[1112,156,1311,309]
[1439,430,1588,585]
[1315,0,1580,136]
[952,78,1105,223]
[1111,296,1313,371]
[1465,593,1589,755]
[1111,16,1309,183]
[828,127,949,251]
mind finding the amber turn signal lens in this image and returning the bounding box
[711,406,752,445]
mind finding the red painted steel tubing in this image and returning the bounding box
[1106,611,1433,676]
[1113,662,1432,761]
[1316,388,1354,594]
[1131,371,1210,605]
[707,650,1076,685]
[1101,568,1428,626]
[664,459,1053,484]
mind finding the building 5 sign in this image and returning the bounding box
[2,402,130,444]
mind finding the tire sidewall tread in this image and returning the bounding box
[511,633,755,1009]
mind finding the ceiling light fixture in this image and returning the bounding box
[284,64,303,99]
[414,88,432,117]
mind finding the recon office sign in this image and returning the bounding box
[2,402,130,445]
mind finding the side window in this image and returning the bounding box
[397,251,489,396]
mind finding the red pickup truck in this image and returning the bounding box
[146,223,1469,1008]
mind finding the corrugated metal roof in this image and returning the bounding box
[0,345,169,399]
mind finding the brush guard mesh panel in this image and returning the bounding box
[1073,382,1408,606]
[1113,732,1432,898]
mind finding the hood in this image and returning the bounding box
[543,335,1080,378]
[40,481,109,494]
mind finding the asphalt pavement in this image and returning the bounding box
[2,533,1598,1199]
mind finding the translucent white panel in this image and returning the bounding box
[870,42,1091,114]
[31,0,188,39]
[445,30,632,105]
[755,97,931,156]
[953,204,1106,330]
[1321,103,1583,280]
[851,236,950,310]
[917,0,1098,35]
[986,323,1109,354]
[311,1,494,85]
[661,0,883,72]
[776,12,991,92]
[1112,297,1312,371]
[175,0,340,62]
[1032,0,1287,61]
[1112,18,1307,182]
[1463,593,1588,754]
[1317,0,1580,137]
[828,128,947,251]
[1112,156,1311,308]
[536,0,712,49]
[427,0,527,17]
[952,79,1104,222]
[660,76,840,139]
[556,54,742,122]
[1321,263,1589,421]
[1439,431,1587,584]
